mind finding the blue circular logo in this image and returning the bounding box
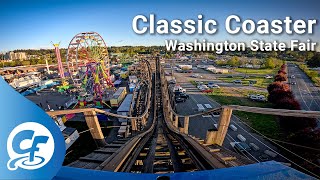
[0,77,65,179]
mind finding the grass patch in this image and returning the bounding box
[209,87,270,107]
[207,87,280,139]
[217,76,273,89]
[295,62,320,87]
[234,111,280,139]
[234,68,277,75]
[190,81,197,86]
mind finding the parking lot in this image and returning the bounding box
[165,60,285,163]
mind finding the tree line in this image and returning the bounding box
[219,56,283,69]
[267,64,318,145]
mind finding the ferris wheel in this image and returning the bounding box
[66,32,113,102]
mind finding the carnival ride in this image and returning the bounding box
[53,42,70,92]
[66,32,113,108]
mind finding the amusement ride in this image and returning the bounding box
[65,32,113,108]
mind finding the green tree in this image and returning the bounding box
[270,51,278,58]
[264,58,276,69]
[309,71,318,77]
[114,48,121,53]
[21,60,30,66]
[163,53,171,59]
[227,56,240,67]
[307,53,320,67]
[251,58,260,66]
[208,55,215,60]
[306,52,315,60]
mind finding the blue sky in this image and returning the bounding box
[0,0,319,51]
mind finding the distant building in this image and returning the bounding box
[5,51,27,60]
[110,53,124,57]
[0,53,5,61]
[27,55,40,60]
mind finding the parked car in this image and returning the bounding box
[291,82,297,85]
[191,74,202,78]
[191,74,199,78]
[208,84,220,88]
[229,124,237,131]
[195,81,203,85]
[248,94,266,102]
[168,79,176,84]
[290,75,295,79]
[259,154,270,161]
[233,80,242,84]
[197,84,208,90]
[173,85,186,93]
[212,111,220,117]
[265,75,273,79]
[264,150,277,158]
[175,97,186,103]
[237,134,246,142]
[174,91,182,96]
[234,142,251,152]
[202,89,213,93]
[249,143,260,151]
[179,93,189,99]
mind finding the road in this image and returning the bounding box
[287,62,320,126]
[287,62,320,111]
[167,64,285,163]
[174,87,285,163]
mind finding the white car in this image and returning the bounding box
[173,86,186,93]
[193,74,204,78]
[208,84,220,88]
[195,81,203,85]
[249,143,260,151]
[237,134,246,142]
[248,94,266,102]
[191,74,199,78]
[197,85,208,90]
[197,85,204,90]
[265,75,272,79]
[229,124,237,131]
